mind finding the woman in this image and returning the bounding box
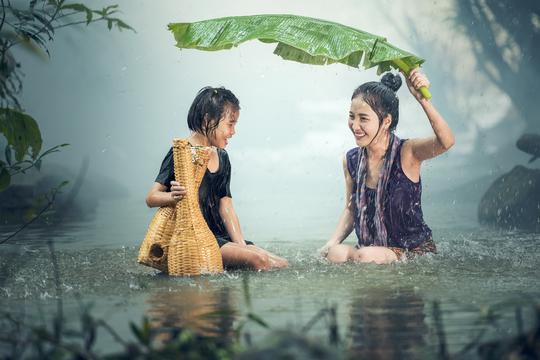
[320,69,454,264]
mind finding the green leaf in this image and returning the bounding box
[38,143,70,159]
[61,3,93,25]
[61,3,87,12]
[115,19,135,32]
[107,19,113,30]
[130,319,150,346]
[32,11,55,36]
[242,274,251,308]
[168,14,425,74]
[130,322,143,343]
[247,313,269,328]
[0,108,42,161]
[103,5,119,15]
[86,9,93,24]
[0,167,10,192]
[142,317,151,345]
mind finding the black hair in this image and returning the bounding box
[187,86,240,137]
[351,72,402,131]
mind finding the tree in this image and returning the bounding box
[0,0,133,191]
[455,0,540,133]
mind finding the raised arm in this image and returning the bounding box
[403,69,455,163]
[320,155,355,255]
[219,196,247,246]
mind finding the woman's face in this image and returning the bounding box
[349,96,382,147]
[209,105,239,149]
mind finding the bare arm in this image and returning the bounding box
[219,196,247,246]
[145,181,186,208]
[322,155,355,251]
[403,69,455,163]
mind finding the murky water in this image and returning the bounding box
[1,197,539,358]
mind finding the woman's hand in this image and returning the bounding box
[170,181,186,202]
[318,242,334,258]
[403,68,430,103]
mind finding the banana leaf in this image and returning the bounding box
[168,14,431,99]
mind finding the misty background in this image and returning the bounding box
[9,0,537,246]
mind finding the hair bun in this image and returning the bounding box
[380,72,402,92]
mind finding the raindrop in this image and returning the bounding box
[40,291,52,300]
[129,282,140,290]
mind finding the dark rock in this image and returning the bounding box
[516,133,540,163]
[478,165,540,231]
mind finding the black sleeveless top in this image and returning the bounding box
[155,147,232,240]
[346,139,433,249]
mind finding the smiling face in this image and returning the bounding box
[348,96,385,147]
[208,104,239,149]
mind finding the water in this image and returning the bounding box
[1,196,539,358]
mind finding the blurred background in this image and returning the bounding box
[4,0,538,245]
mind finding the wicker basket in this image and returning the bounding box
[138,139,224,275]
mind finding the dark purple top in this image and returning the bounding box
[346,139,432,249]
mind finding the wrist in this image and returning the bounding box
[418,95,431,105]
[327,239,340,247]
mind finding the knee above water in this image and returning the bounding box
[327,246,349,263]
[252,253,271,270]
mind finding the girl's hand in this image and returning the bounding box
[402,68,430,103]
[170,181,186,202]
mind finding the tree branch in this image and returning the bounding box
[0,0,7,32]
[53,17,105,30]
[0,185,61,245]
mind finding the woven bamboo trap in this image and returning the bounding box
[138,139,224,275]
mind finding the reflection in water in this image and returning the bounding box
[348,287,430,360]
[145,282,236,345]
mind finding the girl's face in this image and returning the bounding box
[348,96,383,147]
[209,105,239,149]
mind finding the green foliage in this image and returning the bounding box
[0,108,42,161]
[168,14,424,74]
[0,0,133,196]
[0,142,69,193]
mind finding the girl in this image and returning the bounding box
[320,69,454,264]
[146,87,288,271]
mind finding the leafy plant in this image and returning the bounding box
[0,0,134,193]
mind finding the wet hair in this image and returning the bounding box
[187,86,240,137]
[351,72,402,131]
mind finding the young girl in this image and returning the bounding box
[146,87,288,271]
[320,69,454,264]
